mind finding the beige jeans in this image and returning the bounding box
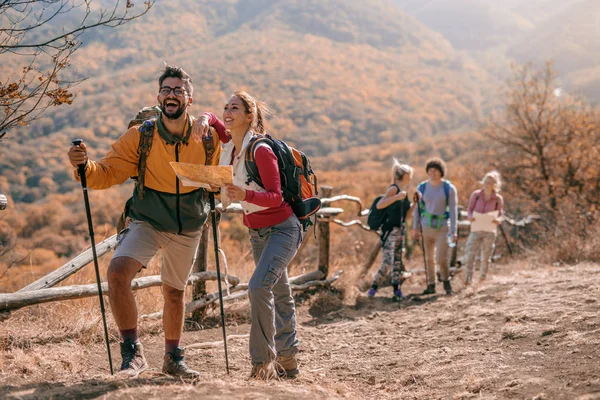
[464,231,496,283]
[422,226,450,285]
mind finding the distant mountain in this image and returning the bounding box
[508,0,600,99]
[1,0,495,203]
[392,0,533,50]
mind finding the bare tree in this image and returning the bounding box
[0,0,154,139]
[485,61,599,214]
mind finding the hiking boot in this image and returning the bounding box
[276,354,300,378]
[119,340,148,377]
[367,287,377,297]
[392,288,404,302]
[250,361,282,380]
[464,278,472,286]
[422,283,436,295]
[443,280,453,295]
[163,348,200,379]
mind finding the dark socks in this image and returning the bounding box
[120,327,138,343]
[392,284,399,292]
[165,338,180,355]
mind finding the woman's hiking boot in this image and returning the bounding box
[250,361,283,380]
[276,354,300,378]
[367,287,378,297]
[163,348,200,378]
[119,340,148,377]
[443,280,453,295]
[422,283,436,295]
[392,288,404,301]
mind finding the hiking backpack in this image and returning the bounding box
[244,134,321,231]
[116,106,216,232]
[367,184,404,243]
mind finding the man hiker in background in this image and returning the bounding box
[412,157,458,295]
[67,64,223,378]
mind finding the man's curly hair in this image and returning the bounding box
[425,157,447,177]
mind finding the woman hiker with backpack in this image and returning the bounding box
[412,157,458,295]
[463,171,504,285]
[367,160,415,301]
[193,91,302,380]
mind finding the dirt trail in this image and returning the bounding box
[1,261,600,399]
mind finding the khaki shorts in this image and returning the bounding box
[113,220,200,290]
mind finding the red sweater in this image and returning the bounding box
[242,146,293,229]
[204,113,292,229]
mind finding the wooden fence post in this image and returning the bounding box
[191,222,209,321]
[317,186,333,278]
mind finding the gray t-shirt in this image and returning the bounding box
[412,180,458,234]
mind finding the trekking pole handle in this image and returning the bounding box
[72,139,87,187]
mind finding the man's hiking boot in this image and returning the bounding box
[392,288,404,302]
[443,280,453,295]
[163,348,200,379]
[367,287,377,297]
[276,354,300,378]
[119,340,148,377]
[422,283,436,295]
[250,361,283,380]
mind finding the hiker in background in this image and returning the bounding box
[213,91,302,380]
[463,171,504,285]
[67,64,224,378]
[413,157,458,295]
[367,160,415,301]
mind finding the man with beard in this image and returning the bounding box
[67,64,223,378]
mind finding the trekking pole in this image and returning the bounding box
[208,191,230,374]
[71,139,114,375]
[415,197,428,284]
[498,223,513,257]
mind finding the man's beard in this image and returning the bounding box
[161,101,186,120]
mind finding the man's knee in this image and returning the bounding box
[162,284,185,303]
[107,257,140,288]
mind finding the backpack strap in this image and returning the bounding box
[443,180,450,207]
[244,134,273,188]
[135,119,156,200]
[202,127,216,166]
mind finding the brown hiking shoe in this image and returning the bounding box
[118,340,148,377]
[162,348,200,379]
[276,354,300,378]
[250,361,283,380]
[422,283,436,295]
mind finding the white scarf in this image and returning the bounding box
[219,130,270,215]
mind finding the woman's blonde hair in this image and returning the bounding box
[391,157,414,184]
[481,170,502,192]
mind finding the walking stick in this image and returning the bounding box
[71,139,114,375]
[498,223,513,257]
[208,191,230,374]
[415,195,428,284]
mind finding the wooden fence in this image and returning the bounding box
[0,185,536,322]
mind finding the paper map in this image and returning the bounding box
[170,162,233,189]
[471,210,499,233]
